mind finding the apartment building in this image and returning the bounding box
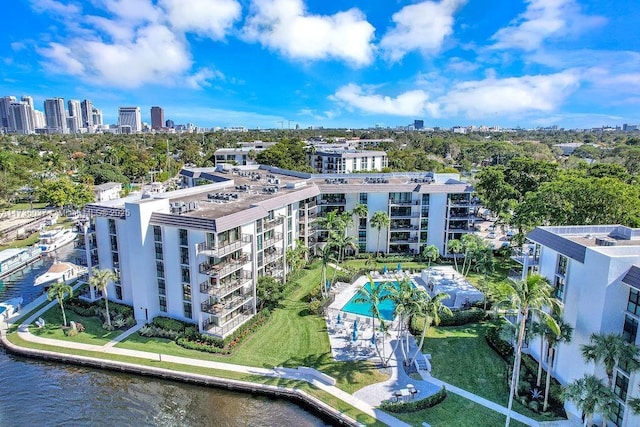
[81,166,478,339]
[514,225,640,426]
[307,148,388,173]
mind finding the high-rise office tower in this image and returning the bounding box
[118,106,141,133]
[0,96,17,131]
[92,108,103,126]
[67,99,82,133]
[8,102,34,134]
[81,99,93,128]
[44,98,68,134]
[150,106,164,130]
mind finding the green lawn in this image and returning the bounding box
[5,202,48,210]
[0,232,40,251]
[118,262,388,394]
[29,304,124,345]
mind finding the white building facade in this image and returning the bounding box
[308,149,388,174]
[516,225,640,427]
[82,166,479,339]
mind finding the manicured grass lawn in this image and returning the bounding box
[118,262,388,394]
[29,304,124,345]
[0,232,40,251]
[394,393,527,427]
[5,202,48,210]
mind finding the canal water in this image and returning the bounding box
[0,244,330,426]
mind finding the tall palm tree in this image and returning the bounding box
[385,277,419,364]
[581,333,640,388]
[329,232,358,265]
[497,273,562,427]
[543,316,573,411]
[317,209,345,247]
[47,281,74,327]
[447,239,463,272]
[89,268,117,327]
[352,203,368,224]
[410,290,452,365]
[370,211,390,257]
[562,374,616,427]
[354,274,391,366]
[422,244,439,268]
[317,246,336,298]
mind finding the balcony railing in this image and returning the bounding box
[389,200,420,206]
[199,255,250,278]
[390,212,420,218]
[74,239,86,250]
[263,232,283,249]
[263,249,283,265]
[264,217,284,230]
[199,274,253,298]
[201,292,253,317]
[203,310,254,337]
[511,247,539,266]
[389,237,419,243]
[196,235,252,258]
[319,199,346,205]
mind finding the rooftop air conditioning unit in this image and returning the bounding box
[595,236,616,246]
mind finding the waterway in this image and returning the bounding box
[0,244,330,426]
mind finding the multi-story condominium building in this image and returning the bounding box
[514,225,640,426]
[81,166,477,340]
[118,106,142,133]
[307,148,388,174]
[0,96,17,131]
[8,101,35,134]
[67,100,82,132]
[44,98,68,134]
[92,108,103,127]
[81,99,93,128]
[151,106,164,130]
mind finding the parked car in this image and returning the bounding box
[506,230,516,237]
[486,232,497,239]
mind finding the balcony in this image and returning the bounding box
[263,232,283,249]
[203,310,254,337]
[201,292,253,318]
[199,273,253,298]
[263,249,283,264]
[319,198,346,205]
[299,211,318,223]
[511,246,539,266]
[265,266,284,278]
[196,235,252,258]
[389,199,420,206]
[448,197,480,207]
[390,212,420,219]
[264,216,284,230]
[74,239,86,250]
[199,255,250,278]
[389,235,419,243]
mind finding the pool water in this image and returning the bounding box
[341,281,402,322]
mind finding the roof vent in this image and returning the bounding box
[595,236,616,246]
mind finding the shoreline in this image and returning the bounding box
[0,331,361,427]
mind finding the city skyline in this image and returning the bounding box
[0,1,638,129]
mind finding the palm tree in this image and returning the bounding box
[47,281,74,327]
[543,316,573,411]
[317,246,336,298]
[422,244,439,268]
[352,203,369,224]
[329,232,358,265]
[317,209,345,248]
[410,291,452,365]
[89,268,117,327]
[354,275,391,366]
[497,273,562,427]
[447,239,463,272]
[581,333,640,388]
[562,374,616,427]
[370,211,390,256]
[385,277,419,364]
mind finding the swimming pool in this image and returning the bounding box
[341,281,403,322]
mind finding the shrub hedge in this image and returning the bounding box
[410,307,487,335]
[485,324,514,358]
[379,386,447,413]
[152,316,188,333]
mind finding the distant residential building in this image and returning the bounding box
[44,98,68,134]
[214,147,259,166]
[623,124,639,132]
[81,99,93,128]
[0,96,17,131]
[151,106,164,130]
[33,110,45,129]
[165,119,174,129]
[308,148,388,173]
[67,99,82,133]
[93,182,122,202]
[8,101,34,134]
[553,142,584,156]
[66,116,79,134]
[92,108,103,126]
[452,126,467,134]
[414,119,424,130]
[118,106,141,133]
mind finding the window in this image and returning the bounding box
[155,243,163,260]
[359,193,368,205]
[359,218,367,229]
[108,219,116,235]
[553,276,565,300]
[628,289,640,316]
[256,219,262,233]
[287,204,292,216]
[112,252,119,268]
[358,230,367,239]
[181,266,190,283]
[156,260,165,278]
[256,235,263,251]
[157,278,166,296]
[180,247,189,265]
[159,296,167,312]
[115,284,123,300]
[611,402,624,427]
[179,229,188,246]
[182,284,192,301]
[623,315,638,344]
[614,372,629,400]
[110,235,118,251]
[422,194,430,205]
[183,302,193,319]
[257,252,263,267]
[556,255,568,276]
[153,225,162,242]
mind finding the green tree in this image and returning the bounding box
[317,246,336,299]
[497,274,562,427]
[410,291,452,365]
[581,333,640,388]
[562,375,616,427]
[354,275,391,366]
[543,316,573,411]
[385,277,419,364]
[422,244,439,268]
[447,239,463,272]
[47,281,74,327]
[317,209,345,252]
[89,268,117,328]
[370,211,390,256]
[257,276,283,310]
[329,232,358,265]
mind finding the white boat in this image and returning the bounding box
[38,227,77,253]
[34,261,87,289]
[0,296,23,320]
[0,246,43,279]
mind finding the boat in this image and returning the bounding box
[34,261,87,289]
[38,227,77,253]
[0,246,43,279]
[0,296,23,320]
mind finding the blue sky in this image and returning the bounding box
[1,0,638,129]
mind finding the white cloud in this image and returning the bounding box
[38,43,85,74]
[445,57,478,73]
[491,0,605,51]
[440,71,580,118]
[380,0,465,61]
[160,0,241,39]
[30,0,80,16]
[185,67,225,89]
[243,0,375,66]
[100,0,161,23]
[331,84,439,116]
